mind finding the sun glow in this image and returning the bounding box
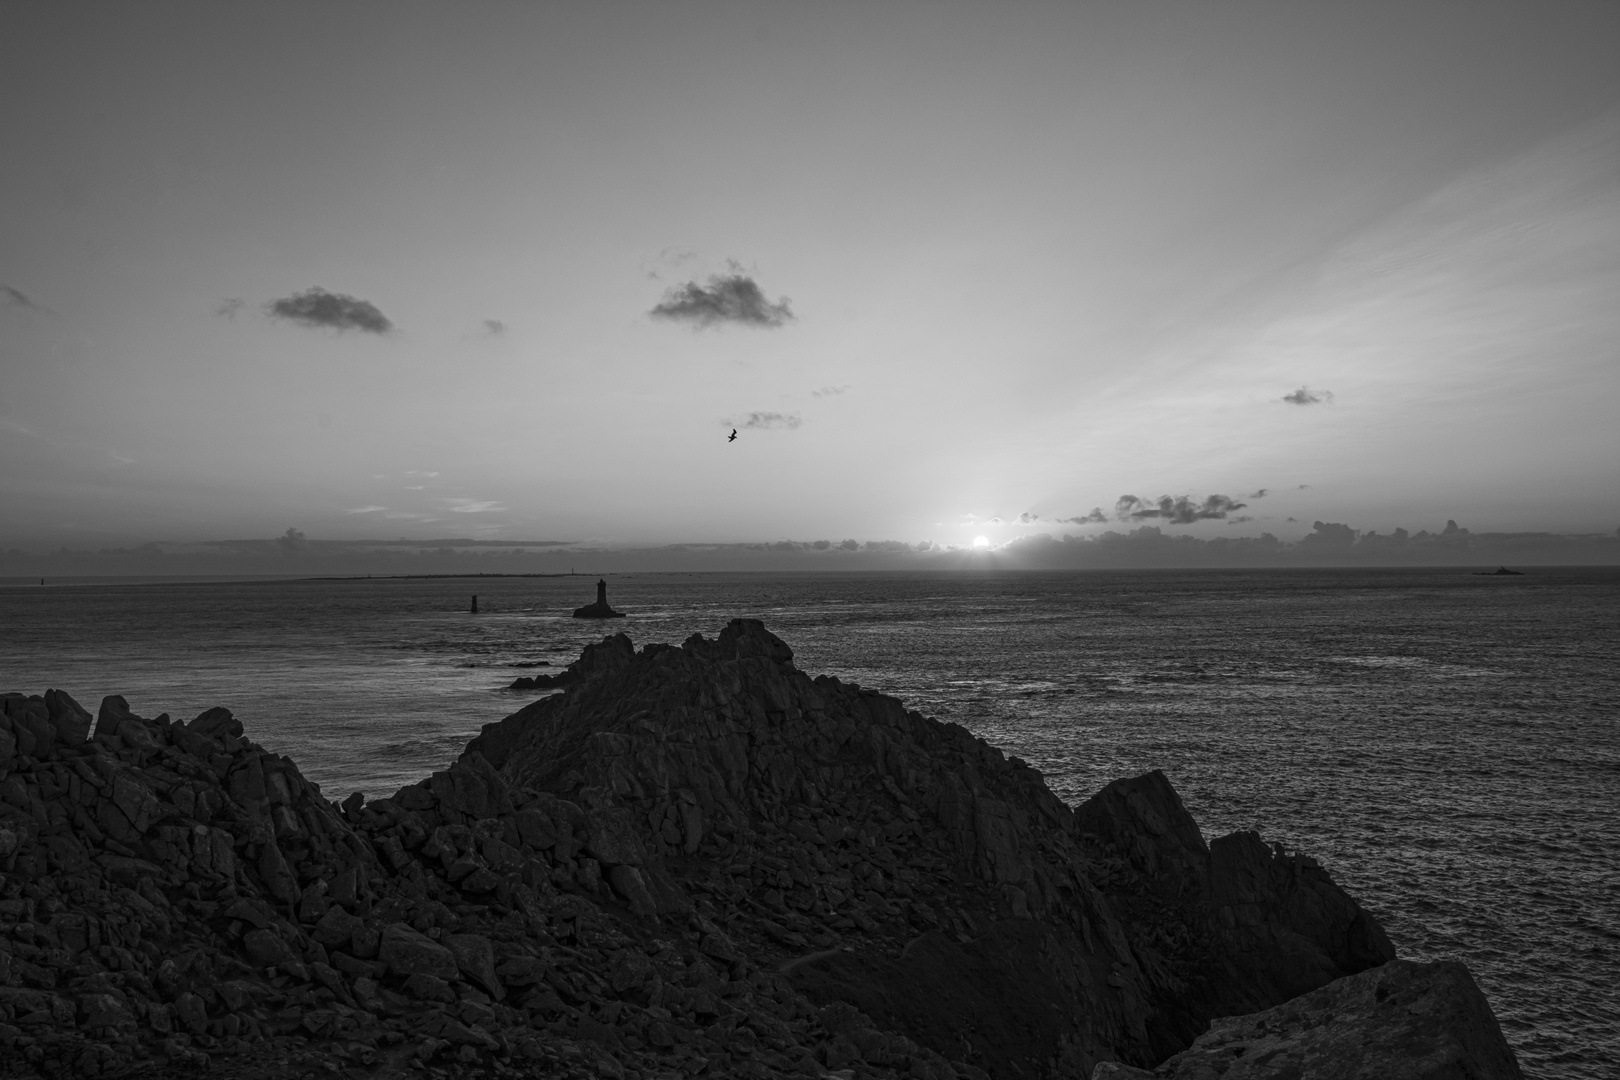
[972,536,992,550]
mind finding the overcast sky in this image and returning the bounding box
[3,1,1617,550]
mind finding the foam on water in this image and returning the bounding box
[2,567,1616,1078]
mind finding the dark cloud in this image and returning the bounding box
[1300,520,1356,545]
[267,287,394,334]
[1248,488,1268,499]
[2,285,57,316]
[1115,493,1248,524]
[864,540,912,553]
[274,527,308,554]
[1016,508,1110,526]
[1282,386,1333,405]
[1228,515,1255,525]
[483,319,507,336]
[214,297,244,319]
[650,274,794,328]
[738,411,801,430]
[838,539,859,551]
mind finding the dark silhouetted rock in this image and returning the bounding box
[1091,959,1523,1080]
[0,620,1517,1080]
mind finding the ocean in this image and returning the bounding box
[2,567,1616,1078]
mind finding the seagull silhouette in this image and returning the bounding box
[727,429,737,442]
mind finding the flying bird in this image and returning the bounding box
[728,429,738,442]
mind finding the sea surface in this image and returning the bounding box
[2,567,1617,1079]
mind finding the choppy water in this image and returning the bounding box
[2,568,1616,1079]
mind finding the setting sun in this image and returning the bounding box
[972,536,992,550]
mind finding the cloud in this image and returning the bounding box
[266,287,394,334]
[1228,515,1255,524]
[1282,386,1334,405]
[443,498,507,514]
[1248,488,1268,499]
[214,297,244,319]
[1300,520,1356,545]
[2,285,57,316]
[275,527,307,553]
[737,412,802,430]
[482,319,506,336]
[650,274,794,328]
[1115,493,1248,524]
[812,385,851,397]
[1017,508,1111,527]
[345,505,387,514]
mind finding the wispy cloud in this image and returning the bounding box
[443,498,507,514]
[482,319,506,336]
[1248,488,1269,499]
[345,505,388,514]
[1282,386,1333,405]
[214,297,244,320]
[651,273,794,329]
[1016,508,1110,526]
[1116,493,1248,524]
[267,287,394,334]
[737,411,802,430]
[812,385,851,398]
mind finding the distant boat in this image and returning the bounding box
[1474,567,1524,576]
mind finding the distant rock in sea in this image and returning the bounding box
[0,620,1523,1079]
[570,577,625,619]
[1476,567,1525,576]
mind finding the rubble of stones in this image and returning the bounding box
[0,619,1508,1080]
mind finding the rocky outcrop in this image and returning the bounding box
[1090,959,1524,1080]
[571,579,624,619]
[464,619,1400,1076]
[0,619,1517,1080]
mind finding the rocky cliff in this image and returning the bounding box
[0,619,1519,1080]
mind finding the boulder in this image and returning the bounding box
[445,932,504,1000]
[1095,960,1524,1080]
[43,689,92,745]
[378,923,459,981]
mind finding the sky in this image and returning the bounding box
[3,1,1618,557]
